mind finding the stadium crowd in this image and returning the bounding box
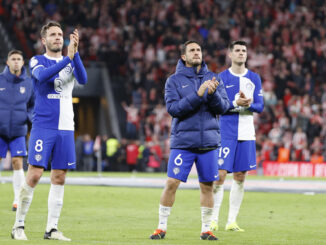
[2,0,326,171]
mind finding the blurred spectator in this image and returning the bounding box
[106,134,120,171]
[126,140,139,172]
[82,134,94,171]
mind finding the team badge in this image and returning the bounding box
[20,86,26,94]
[173,167,180,175]
[30,57,38,68]
[246,82,254,91]
[218,159,224,166]
[64,64,73,74]
[35,154,42,162]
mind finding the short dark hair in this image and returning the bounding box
[229,40,247,51]
[7,50,23,60]
[40,21,62,38]
[180,40,201,55]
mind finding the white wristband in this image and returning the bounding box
[232,100,238,107]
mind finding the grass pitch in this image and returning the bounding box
[0,180,326,244]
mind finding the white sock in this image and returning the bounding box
[158,204,171,231]
[14,181,34,228]
[227,180,244,225]
[212,184,224,223]
[201,207,213,233]
[13,169,25,204]
[46,184,64,232]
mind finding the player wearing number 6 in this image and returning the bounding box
[210,40,264,232]
[150,40,229,241]
[11,21,87,241]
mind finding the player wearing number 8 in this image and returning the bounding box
[150,40,229,241]
[11,21,87,241]
[210,41,264,232]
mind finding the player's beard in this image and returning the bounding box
[187,58,202,67]
[47,43,63,53]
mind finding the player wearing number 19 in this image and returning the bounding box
[210,40,264,232]
[11,21,87,241]
[150,40,229,241]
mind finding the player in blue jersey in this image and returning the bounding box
[210,40,264,232]
[150,41,229,241]
[11,21,87,241]
[0,50,34,211]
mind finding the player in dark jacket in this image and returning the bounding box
[150,40,229,241]
[0,50,34,211]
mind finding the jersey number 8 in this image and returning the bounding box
[35,139,43,152]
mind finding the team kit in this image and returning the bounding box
[1,21,263,242]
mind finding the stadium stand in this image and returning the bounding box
[1,0,326,170]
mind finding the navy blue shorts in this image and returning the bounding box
[28,127,76,170]
[217,140,256,172]
[0,136,27,158]
[167,149,219,183]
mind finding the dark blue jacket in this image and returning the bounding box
[165,59,230,149]
[0,66,34,139]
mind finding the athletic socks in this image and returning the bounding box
[227,180,244,225]
[201,207,213,233]
[212,184,224,223]
[12,169,25,204]
[46,184,64,232]
[14,181,34,228]
[158,204,171,231]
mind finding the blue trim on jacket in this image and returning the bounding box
[0,66,34,139]
[165,59,230,149]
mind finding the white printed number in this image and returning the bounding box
[34,139,43,152]
[218,147,230,159]
[174,154,183,166]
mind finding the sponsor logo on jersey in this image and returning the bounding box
[35,154,42,162]
[182,84,189,88]
[20,86,26,94]
[54,78,64,93]
[226,85,234,88]
[47,94,70,99]
[173,167,180,175]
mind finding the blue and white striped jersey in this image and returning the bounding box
[29,53,87,131]
[219,68,264,141]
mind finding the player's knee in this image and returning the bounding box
[165,179,180,193]
[12,157,23,170]
[233,171,246,182]
[51,175,65,185]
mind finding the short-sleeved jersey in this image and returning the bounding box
[219,68,264,141]
[29,54,76,131]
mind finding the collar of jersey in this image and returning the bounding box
[44,53,64,61]
[228,68,248,77]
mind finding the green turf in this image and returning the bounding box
[1,183,326,244]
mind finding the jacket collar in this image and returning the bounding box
[2,66,27,83]
[175,59,208,78]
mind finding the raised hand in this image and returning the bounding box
[236,90,252,107]
[207,76,219,95]
[67,29,79,60]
